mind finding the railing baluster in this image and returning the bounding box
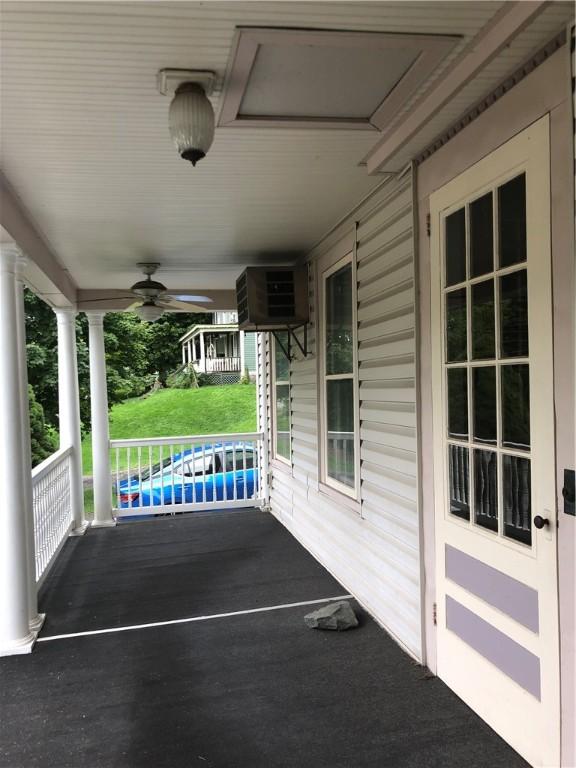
[169,443,175,512]
[181,443,185,507]
[148,445,153,510]
[242,442,247,500]
[232,443,237,502]
[138,446,143,507]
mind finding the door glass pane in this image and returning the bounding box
[470,192,493,277]
[446,288,467,362]
[326,264,353,374]
[503,455,531,545]
[473,367,496,445]
[326,379,354,488]
[445,208,466,286]
[498,174,526,268]
[449,445,470,520]
[447,368,468,440]
[500,270,528,358]
[474,450,498,531]
[471,280,495,360]
[501,364,530,450]
[275,384,291,460]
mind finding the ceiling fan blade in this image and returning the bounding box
[80,296,135,302]
[158,297,210,312]
[163,292,214,303]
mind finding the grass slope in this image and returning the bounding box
[82,384,257,475]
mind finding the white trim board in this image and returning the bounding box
[38,595,353,643]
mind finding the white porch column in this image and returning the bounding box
[0,245,35,655]
[55,309,88,535]
[182,343,186,366]
[87,313,115,527]
[187,340,192,366]
[14,257,44,634]
[239,330,245,375]
[199,332,206,373]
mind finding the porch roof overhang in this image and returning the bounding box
[179,323,239,344]
[0,1,573,309]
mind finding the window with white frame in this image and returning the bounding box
[322,254,358,495]
[272,332,291,463]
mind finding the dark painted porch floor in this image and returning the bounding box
[0,509,527,768]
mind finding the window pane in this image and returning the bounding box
[498,174,526,268]
[500,270,528,358]
[501,364,530,450]
[503,455,531,545]
[447,368,468,440]
[274,333,290,381]
[327,379,355,488]
[473,367,496,445]
[474,450,498,532]
[445,208,466,286]
[275,383,291,460]
[471,280,495,360]
[470,192,493,277]
[449,445,470,520]
[446,288,467,362]
[326,264,353,375]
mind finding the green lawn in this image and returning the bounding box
[82,384,257,476]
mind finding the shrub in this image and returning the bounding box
[166,365,199,389]
[28,385,58,467]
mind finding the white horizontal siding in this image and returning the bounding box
[267,172,422,660]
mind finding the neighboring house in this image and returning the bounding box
[179,311,257,383]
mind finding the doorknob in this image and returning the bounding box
[533,515,549,529]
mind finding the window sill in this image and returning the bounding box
[271,458,292,475]
[318,481,361,515]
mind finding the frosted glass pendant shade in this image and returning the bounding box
[168,83,215,166]
[134,303,164,322]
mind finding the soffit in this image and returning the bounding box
[11,2,570,297]
[0,1,501,293]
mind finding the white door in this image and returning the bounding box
[430,116,559,767]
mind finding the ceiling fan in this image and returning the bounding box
[83,263,214,322]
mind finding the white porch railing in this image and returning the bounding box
[110,432,265,519]
[31,446,74,584]
[205,357,241,373]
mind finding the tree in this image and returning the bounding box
[144,313,210,384]
[24,287,210,445]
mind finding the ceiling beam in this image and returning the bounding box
[363,0,548,175]
[0,170,77,305]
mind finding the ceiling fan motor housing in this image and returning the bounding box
[131,278,167,299]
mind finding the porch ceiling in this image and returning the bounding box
[0,1,573,303]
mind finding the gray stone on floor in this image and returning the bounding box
[304,600,359,631]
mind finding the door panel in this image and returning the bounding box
[430,117,559,767]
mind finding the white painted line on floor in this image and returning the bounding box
[37,595,354,643]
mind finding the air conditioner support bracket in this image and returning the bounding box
[272,324,308,360]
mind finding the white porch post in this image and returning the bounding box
[55,309,88,535]
[0,245,35,655]
[182,343,186,366]
[199,332,206,373]
[187,340,192,366]
[87,313,115,527]
[239,330,245,374]
[14,257,45,634]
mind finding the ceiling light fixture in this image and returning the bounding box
[134,301,165,323]
[159,69,216,166]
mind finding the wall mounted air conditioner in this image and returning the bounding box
[236,266,309,331]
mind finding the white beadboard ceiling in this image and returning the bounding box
[0,1,572,297]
